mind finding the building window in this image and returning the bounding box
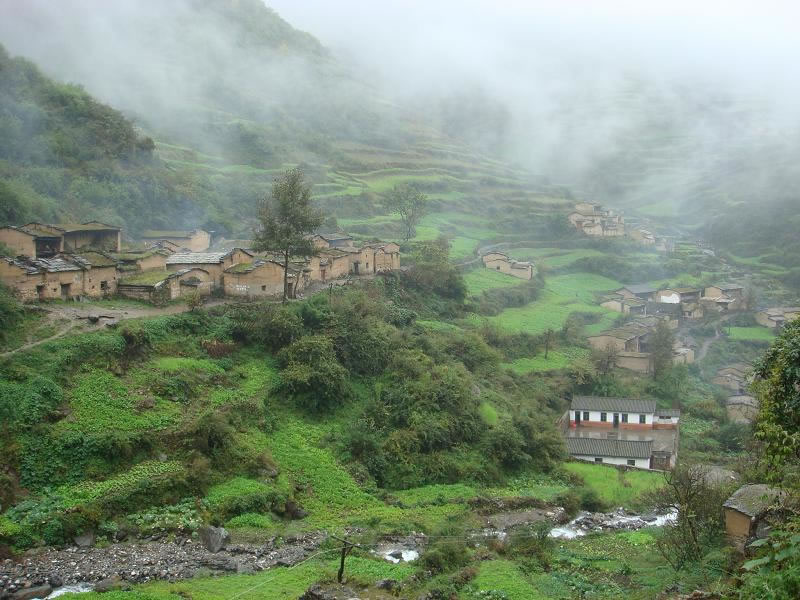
[583,411,589,421]
[627,459,635,466]
[496,266,501,270]
[261,285,266,291]
[622,413,628,423]
[100,281,108,290]
[594,457,603,463]
[639,414,646,424]
[600,412,607,422]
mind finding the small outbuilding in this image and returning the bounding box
[723,484,786,552]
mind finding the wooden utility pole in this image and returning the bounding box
[331,535,356,583]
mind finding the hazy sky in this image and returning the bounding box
[268,0,800,99]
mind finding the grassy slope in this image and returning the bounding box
[485,273,620,336]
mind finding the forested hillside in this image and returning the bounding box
[0,44,241,235]
[0,0,575,243]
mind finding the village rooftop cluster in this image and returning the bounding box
[0,223,400,303]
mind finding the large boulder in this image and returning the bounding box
[198,525,230,553]
[73,532,95,548]
[12,586,52,600]
[94,576,127,593]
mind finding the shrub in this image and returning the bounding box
[483,422,529,469]
[0,376,63,428]
[229,304,302,351]
[0,282,22,341]
[277,335,352,412]
[420,539,471,574]
[120,322,152,358]
[578,487,605,512]
[205,477,289,520]
[555,489,581,518]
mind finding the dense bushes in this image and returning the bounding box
[0,376,63,429]
[277,335,352,412]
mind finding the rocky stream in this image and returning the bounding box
[0,508,677,599]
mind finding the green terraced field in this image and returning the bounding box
[487,273,620,335]
[508,247,608,268]
[504,347,591,373]
[563,462,664,508]
[727,326,776,341]
[463,268,524,295]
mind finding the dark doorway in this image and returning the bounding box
[353,262,359,275]
[60,283,71,300]
[575,411,581,426]
[613,413,619,428]
[287,282,294,298]
[37,284,46,301]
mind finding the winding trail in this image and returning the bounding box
[693,313,735,362]
[0,321,77,358]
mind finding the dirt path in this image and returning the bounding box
[0,299,239,358]
[694,313,735,361]
[0,321,78,358]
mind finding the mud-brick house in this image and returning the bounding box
[140,229,211,252]
[701,283,745,312]
[481,252,534,280]
[364,242,401,273]
[723,484,786,553]
[1,253,118,301]
[600,295,647,315]
[223,259,307,299]
[568,202,625,237]
[655,287,701,305]
[712,363,751,393]
[755,307,800,329]
[726,395,758,424]
[311,232,354,249]
[616,284,657,302]
[587,321,651,354]
[564,396,679,470]
[117,268,214,303]
[654,236,675,253]
[309,248,352,281]
[0,222,122,257]
[166,248,253,288]
[112,248,170,274]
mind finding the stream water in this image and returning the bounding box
[549,508,678,539]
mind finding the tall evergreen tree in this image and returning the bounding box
[253,168,323,302]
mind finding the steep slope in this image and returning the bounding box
[0,0,570,243]
[0,43,244,235]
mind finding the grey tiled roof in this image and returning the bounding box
[571,396,656,414]
[655,409,681,417]
[723,484,785,518]
[620,284,657,294]
[166,252,228,265]
[567,438,652,459]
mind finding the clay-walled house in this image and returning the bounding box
[223,259,307,299]
[0,222,121,257]
[113,248,170,273]
[755,307,800,329]
[723,485,786,553]
[140,229,211,253]
[481,252,534,280]
[568,202,625,237]
[1,253,118,301]
[166,248,253,288]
